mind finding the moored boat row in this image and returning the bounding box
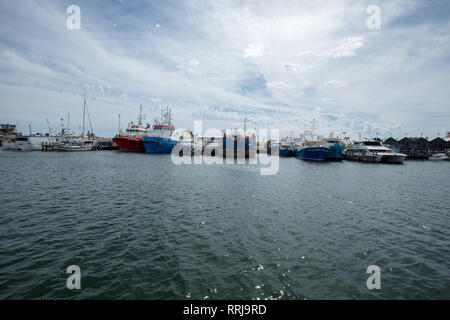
[2,102,449,163]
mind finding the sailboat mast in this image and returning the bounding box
[82,99,86,139]
[84,100,94,139]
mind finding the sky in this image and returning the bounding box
[0,0,449,139]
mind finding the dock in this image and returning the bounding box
[41,142,58,152]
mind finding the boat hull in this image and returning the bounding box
[142,137,177,154]
[379,154,407,164]
[57,146,92,152]
[1,141,19,150]
[295,147,329,162]
[279,148,294,157]
[113,136,146,152]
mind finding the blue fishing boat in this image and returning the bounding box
[279,136,295,157]
[142,107,177,154]
[294,120,330,162]
[294,135,329,162]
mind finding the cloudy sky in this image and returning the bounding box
[0,0,449,139]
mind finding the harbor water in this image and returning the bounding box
[0,150,449,299]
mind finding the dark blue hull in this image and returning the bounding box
[142,137,177,154]
[279,148,294,157]
[295,147,329,161]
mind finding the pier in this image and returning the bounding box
[41,142,58,152]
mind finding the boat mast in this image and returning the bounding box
[46,119,53,136]
[138,104,143,126]
[85,100,94,139]
[82,99,86,140]
[118,114,121,135]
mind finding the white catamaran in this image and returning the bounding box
[347,140,407,164]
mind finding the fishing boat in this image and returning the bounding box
[346,140,407,164]
[294,126,329,162]
[113,105,149,152]
[279,136,295,157]
[429,153,449,161]
[324,136,345,161]
[141,107,177,154]
[294,120,329,162]
[295,139,329,162]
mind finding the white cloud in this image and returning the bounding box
[266,81,295,90]
[330,37,364,59]
[324,80,347,88]
[243,43,265,58]
[297,50,313,56]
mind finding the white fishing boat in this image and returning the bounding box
[428,153,449,161]
[347,140,407,164]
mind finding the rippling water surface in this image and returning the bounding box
[0,150,449,299]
